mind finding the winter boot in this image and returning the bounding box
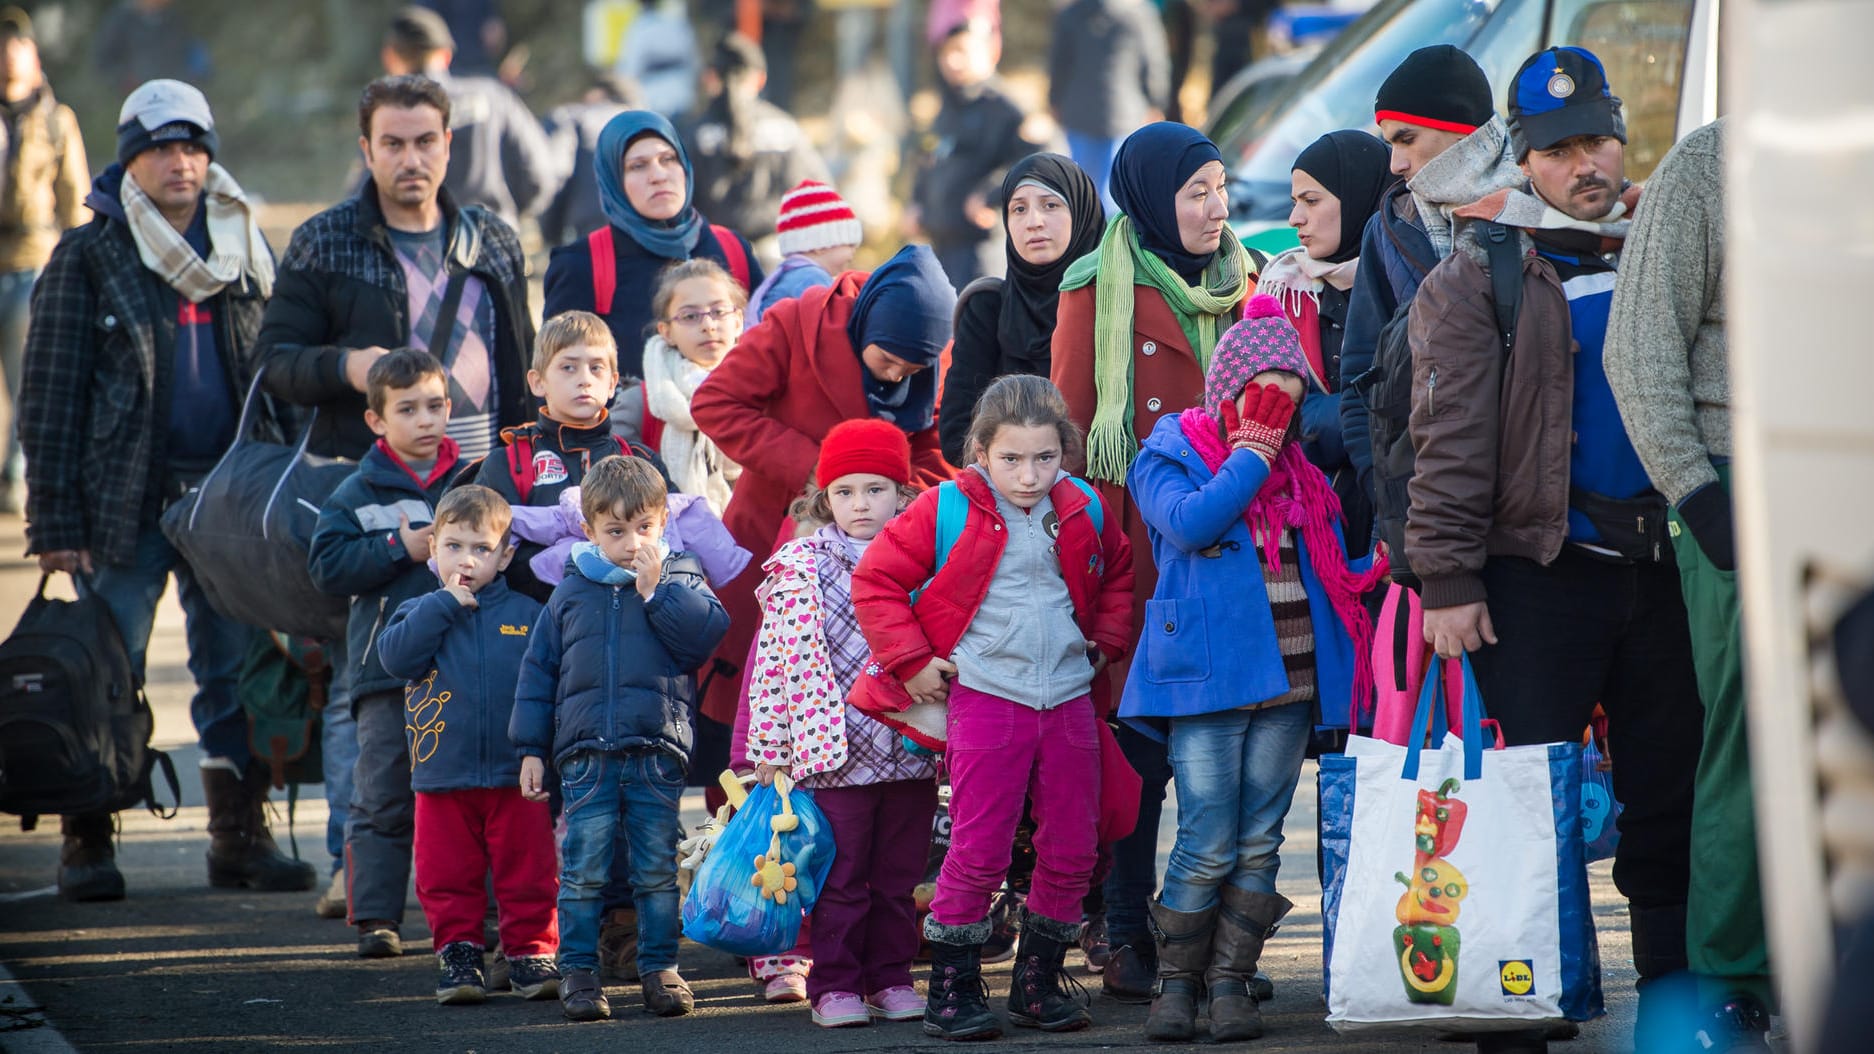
[923,917,1002,1041]
[1102,939,1157,1002]
[203,760,318,891]
[1143,897,1216,1042]
[1206,887,1291,1042]
[57,813,125,902]
[1007,909,1091,1031]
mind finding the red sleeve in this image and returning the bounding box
[851,487,942,680]
[1090,501,1136,661]
[1050,285,1098,474]
[691,303,823,490]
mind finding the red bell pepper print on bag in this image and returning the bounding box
[1392,778,1471,1005]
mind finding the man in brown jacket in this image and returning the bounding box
[1404,48,1717,1054]
[0,7,87,513]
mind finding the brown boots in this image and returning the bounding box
[1143,898,1214,1041]
[203,761,318,892]
[1206,888,1292,1042]
[57,813,125,902]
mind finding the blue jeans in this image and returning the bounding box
[557,749,685,974]
[1065,130,1123,216]
[321,637,357,873]
[1161,703,1311,911]
[83,524,253,766]
[0,268,34,483]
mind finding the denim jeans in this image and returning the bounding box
[321,637,357,874]
[0,267,35,483]
[557,749,685,974]
[1103,720,1173,947]
[1161,703,1311,911]
[82,524,254,766]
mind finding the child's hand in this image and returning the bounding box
[755,763,786,786]
[444,584,478,609]
[519,757,547,802]
[905,657,957,708]
[630,546,661,600]
[1087,641,1108,676]
[398,513,434,562]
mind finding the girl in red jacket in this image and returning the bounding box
[851,375,1135,1041]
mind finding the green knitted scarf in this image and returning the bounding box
[1060,214,1252,483]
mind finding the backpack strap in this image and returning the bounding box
[1065,476,1105,535]
[711,224,750,291]
[588,226,617,316]
[1480,221,1523,353]
[641,385,664,451]
[505,432,537,504]
[932,480,967,574]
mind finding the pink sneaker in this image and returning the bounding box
[763,973,808,1003]
[812,991,871,1028]
[865,985,925,1021]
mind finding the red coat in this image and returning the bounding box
[690,270,953,723]
[848,469,1135,718]
[1049,279,1251,686]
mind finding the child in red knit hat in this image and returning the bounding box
[743,417,939,1027]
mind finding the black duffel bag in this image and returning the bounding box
[161,371,355,641]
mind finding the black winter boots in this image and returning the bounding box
[924,926,1002,1041]
[203,761,318,892]
[57,812,125,902]
[1006,911,1090,1032]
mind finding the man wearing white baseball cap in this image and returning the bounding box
[17,77,308,902]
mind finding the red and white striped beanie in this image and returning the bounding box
[775,180,863,256]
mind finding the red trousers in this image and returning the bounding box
[413,787,559,956]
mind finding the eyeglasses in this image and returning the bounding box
[666,305,743,328]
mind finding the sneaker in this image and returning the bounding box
[866,985,924,1021]
[314,870,347,919]
[1078,912,1111,973]
[357,921,402,959]
[508,955,561,1000]
[485,946,510,992]
[981,890,1022,964]
[560,969,611,1022]
[642,968,695,1017]
[763,973,808,1003]
[813,991,872,1028]
[435,942,486,1005]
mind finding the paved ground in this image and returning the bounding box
[0,513,1645,1053]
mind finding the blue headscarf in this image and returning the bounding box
[1110,122,1225,279]
[594,110,704,260]
[845,245,957,433]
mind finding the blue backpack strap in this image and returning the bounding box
[1066,476,1104,535]
[933,481,966,573]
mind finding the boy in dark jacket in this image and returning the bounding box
[376,485,560,1007]
[511,455,729,1023]
[308,348,465,959]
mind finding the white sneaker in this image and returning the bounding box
[314,869,346,919]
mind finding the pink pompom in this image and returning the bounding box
[1243,294,1284,320]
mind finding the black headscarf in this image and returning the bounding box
[1292,130,1393,264]
[996,153,1104,370]
[1111,122,1224,280]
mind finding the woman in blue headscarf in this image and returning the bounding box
[543,110,765,378]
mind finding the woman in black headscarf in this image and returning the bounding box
[938,153,1104,466]
[1253,129,1392,546]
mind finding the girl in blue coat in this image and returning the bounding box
[1121,295,1387,1044]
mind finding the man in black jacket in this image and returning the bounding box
[19,78,314,901]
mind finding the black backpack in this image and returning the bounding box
[1361,220,1524,581]
[0,575,179,828]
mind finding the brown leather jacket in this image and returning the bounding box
[1403,228,1576,610]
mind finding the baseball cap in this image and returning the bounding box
[117,79,219,165]
[1508,47,1626,158]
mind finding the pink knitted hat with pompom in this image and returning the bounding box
[1202,294,1308,415]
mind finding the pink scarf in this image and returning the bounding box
[1179,407,1389,723]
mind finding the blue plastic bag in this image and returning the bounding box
[1580,740,1622,863]
[680,778,836,956]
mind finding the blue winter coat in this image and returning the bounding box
[375,577,542,793]
[307,441,464,698]
[1120,414,1364,733]
[508,551,730,766]
[1339,184,1437,498]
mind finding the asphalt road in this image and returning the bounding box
[0,512,1646,1053]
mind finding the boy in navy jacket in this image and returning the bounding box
[511,455,729,1023]
[377,485,559,1006]
[307,349,464,959]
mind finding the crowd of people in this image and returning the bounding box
[2,3,1773,1053]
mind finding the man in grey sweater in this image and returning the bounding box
[1605,117,1773,1051]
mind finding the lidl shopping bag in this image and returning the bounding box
[1321,656,1602,1034]
[681,774,835,956]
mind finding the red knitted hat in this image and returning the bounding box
[776,180,863,256]
[817,418,912,488]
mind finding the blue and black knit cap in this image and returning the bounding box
[116,79,219,166]
[1507,47,1627,160]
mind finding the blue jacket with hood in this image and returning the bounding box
[376,576,542,793]
[1339,184,1437,501]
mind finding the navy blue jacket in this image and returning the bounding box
[308,439,464,698]
[1339,185,1437,502]
[376,577,542,793]
[509,551,729,766]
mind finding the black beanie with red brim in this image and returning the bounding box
[1374,44,1495,135]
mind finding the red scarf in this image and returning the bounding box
[1179,407,1389,722]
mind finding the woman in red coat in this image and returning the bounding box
[691,244,957,727]
[1048,120,1256,1000]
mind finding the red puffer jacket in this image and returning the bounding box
[849,468,1135,718]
